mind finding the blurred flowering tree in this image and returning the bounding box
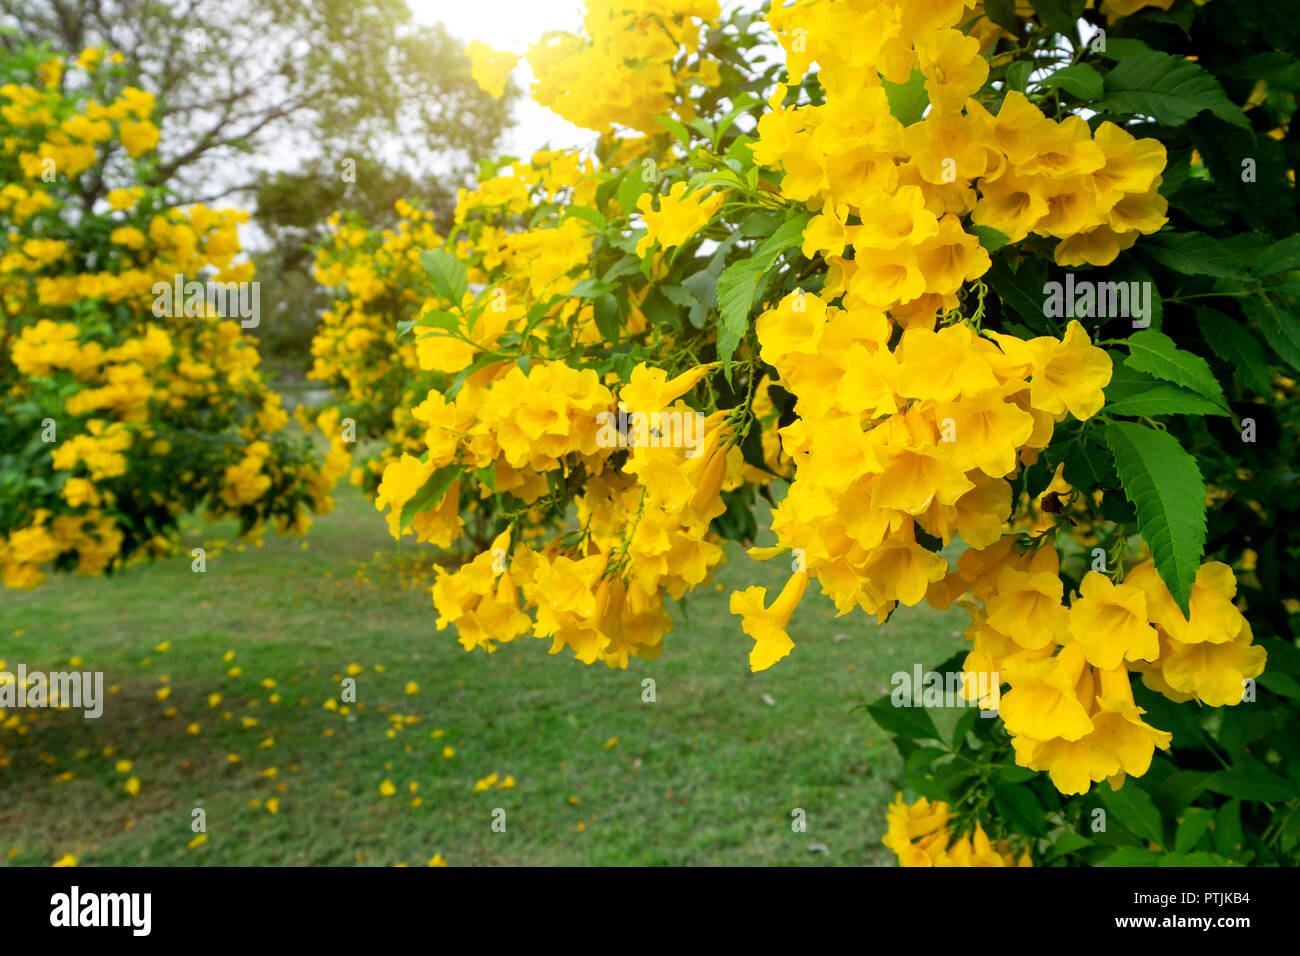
[0,43,350,587]
[1,0,516,373]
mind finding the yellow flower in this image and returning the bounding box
[730,571,808,672]
[635,182,725,257]
[1024,321,1112,420]
[464,41,518,99]
[1000,641,1095,742]
[120,119,160,157]
[1068,572,1159,669]
[916,28,989,115]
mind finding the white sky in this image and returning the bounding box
[407,0,594,158]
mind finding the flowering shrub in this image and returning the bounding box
[0,44,344,588]
[332,0,1299,865]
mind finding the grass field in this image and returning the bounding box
[0,481,967,866]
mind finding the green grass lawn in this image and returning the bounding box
[0,482,968,866]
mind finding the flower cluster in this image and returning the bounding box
[931,535,1265,794]
[1,46,338,588]
[358,0,1279,859]
[884,793,1032,866]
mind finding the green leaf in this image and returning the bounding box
[1256,306,1300,374]
[1099,782,1165,848]
[1097,38,1251,129]
[419,248,468,306]
[1143,232,1249,279]
[983,0,1021,35]
[618,167,654,218]
[1174,807,1215,853]
[1248,234,1300,277]
[951,708,978,748]
[566,278,619,299]
[1123,329,1228,409]
[993,782,1048,837]
[1103,383,1229,417]
[1104,422,1207,614]
[565,205,607,232]
[865,700,941,742]
[969,224,1011,252]
[652,115,692,148]
[399,464,463,532]
[1214,800,1245,859]
[1196,309,1272,396]
[988,255,1051,329]
[411,309,459,334]
[1044,831,1093,860]
[593,294,620,342]
[1005,59,1033,93]
[1061,437,1119,490]
[881,69,929,126]
[1103,847,1163,866]
[714,212,811,376]
[1030,0,1081,40]
[661,284,707,328]
[1204,766,1299,802]
[716,259,763,375]
[1038,63,1103,100]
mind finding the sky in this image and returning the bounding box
[407,0,594,157]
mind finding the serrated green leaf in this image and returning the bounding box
[399,464,463,532]
[714,212,811,376]
[566,278,619,299]
[716,259,763,375]
[1038,63,1103,100]
[865,700,941,742]
[593,294,620,342]
[1174,807,1215,853]
[1196,309,1272,395]
[618,167,654,218]
[1214,800,1245,859]
[969,224,1011,252]
[993,782,1048,837]
[1103,847,1163,866]
[1248,234,1300,277]
[983,0,1021,35]
[1103,383,1229,417]
[419,248,468,306]
[652,115,692,148]
[1104,422,1206,614]
[1098,38,1250,129]
[1030,0,1081,40]
[1045,831,1093,860]
[1143,232,1249,279]
[1257,306,1300,374]
[1099,781,1165,848]
[1124,329,1228,409]
[565,205,607,232]
[1204,766,1299,802]
[881,69,929,126]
